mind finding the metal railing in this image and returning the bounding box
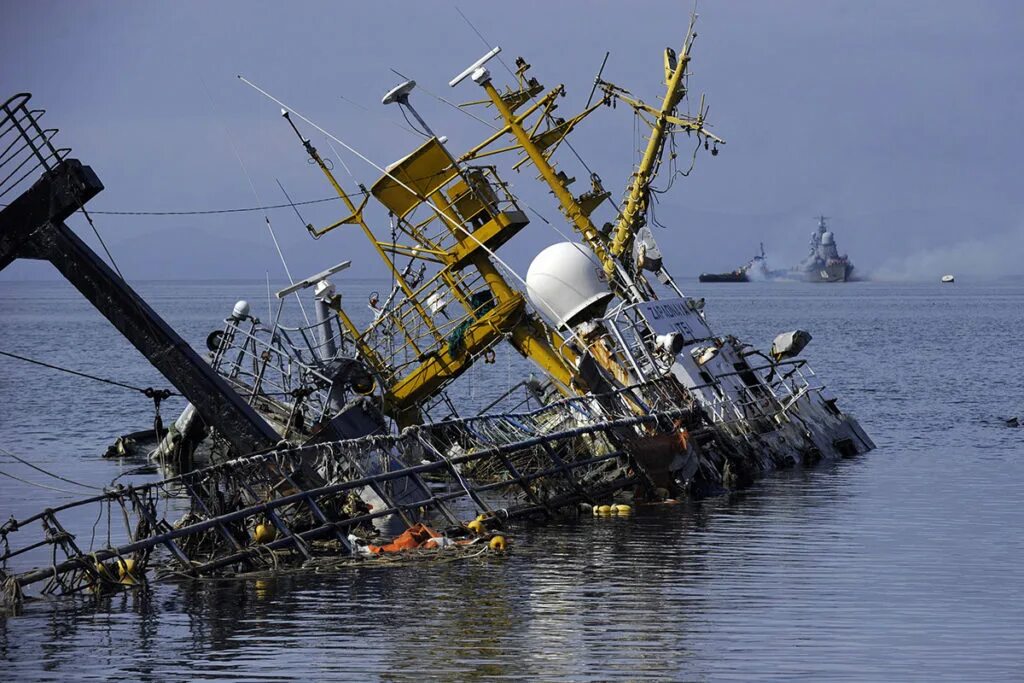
[0,388,701,603]
[0,93,70,201]
[210,311,354,424]
[358,264,495,387]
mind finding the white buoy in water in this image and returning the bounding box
[941,274,955,284]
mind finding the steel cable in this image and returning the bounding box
[0,349,177,397]
[0,446,103,491]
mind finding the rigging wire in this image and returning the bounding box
[200,78,312,328]
[0,349,177,397]
[78,206,127,281]
[323,138,359,185]
[524,203,604,272]
[0,446,103,491]
[338,92,421,138]
[60,195,347,216]
[275,178,309,229]
[238,75,592,353]
[453,7,622,218]
[389,67,499,131]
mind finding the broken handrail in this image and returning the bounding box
[1,390,704,603]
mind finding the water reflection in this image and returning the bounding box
[1,461,857,680]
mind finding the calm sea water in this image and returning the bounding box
[1,278,1022,681]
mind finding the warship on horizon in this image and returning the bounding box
[788,216,854,282]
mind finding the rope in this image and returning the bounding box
[0,349,177,397]
[0,446,103,491]
[0,467,88,495]
[200,77,312,329]
[0,195,353,215]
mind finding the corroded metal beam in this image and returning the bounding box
[0,159,279,454]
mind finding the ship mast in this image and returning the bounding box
[271,94,582,425]
[607,11,723,262]
[451,11,723,301]
[253,12,725,422]
[452,51,639,303]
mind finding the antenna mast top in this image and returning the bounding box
[382,79,436,138]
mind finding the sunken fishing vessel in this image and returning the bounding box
[0,13,872,607]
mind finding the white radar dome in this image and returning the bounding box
[526,242,613,329]
[232,300,251,320]
[821,231,835,245]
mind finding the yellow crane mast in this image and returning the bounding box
[281,112,579,425]
[607,13,724,262]
[452,15,723,299]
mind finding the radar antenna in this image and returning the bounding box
[382,79,437,138]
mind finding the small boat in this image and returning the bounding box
[698,268,748,283]
[941,274,955,283]
[699,243,767,283]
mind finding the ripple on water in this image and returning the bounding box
[2,280,1023,680]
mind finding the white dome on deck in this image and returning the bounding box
[526,242,613,329]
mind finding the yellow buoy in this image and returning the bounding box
[117,557,137,584]
[591,505,601,516]
[467,519,485,535]
[614,504,632,514]
[89,563,107,592]
[253,523,277,544]
[489,535,507,552]
[597,504,613,515]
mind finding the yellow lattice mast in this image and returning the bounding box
[455,54,620,283]
[606,13,724,262]
[451,14,723,299]
[281,111,578,425]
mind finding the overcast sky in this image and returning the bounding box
[2,0,1022,282]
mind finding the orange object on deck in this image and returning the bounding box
[367,523,442,554]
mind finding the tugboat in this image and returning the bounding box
[791,216,854,282]
[699,243,767,282]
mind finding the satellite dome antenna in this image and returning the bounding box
[382,79,436,138]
